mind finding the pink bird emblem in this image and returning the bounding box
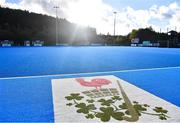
[76,78,112,90]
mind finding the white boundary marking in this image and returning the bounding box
[1,66,180,80]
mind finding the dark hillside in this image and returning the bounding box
[0,7,97,45]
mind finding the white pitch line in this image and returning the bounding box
[1,66,180,80]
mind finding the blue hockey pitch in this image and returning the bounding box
[0,46,180,122]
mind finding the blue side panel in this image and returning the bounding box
[0,78,54,122]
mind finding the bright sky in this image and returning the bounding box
[1,0,180,35]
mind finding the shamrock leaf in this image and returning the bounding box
[159,115,167,120]
[87,99,95,103]
[111,112,124,121]
[153,107,169,120]
[96,107,124,122]
[75,103,96,114]
[124,104,147,116]
[65,93,84,101]
[96,112,110,122]
[133,104,147,116]
[66,103,73,106]
[134,104,147,112]
[119,103,128,109]
[111,96,122,101]
[144,104,150,107]
[133,101,139,104]
[85,114,95,119]
[98,99,114,106]
[153,107,168,114]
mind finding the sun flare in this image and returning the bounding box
[67,1,94,26]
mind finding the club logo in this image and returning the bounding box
[65,78,170,122]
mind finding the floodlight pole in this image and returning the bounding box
[167,28,170,48]
[54,6,59,45]
[113,12,117,36]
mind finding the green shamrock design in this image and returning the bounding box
[153,107,170,120]
[96,107,124,122]
[75,103,96,114]
[65,93,84,101]
[124,103,147,116]
[111,96,122,101]
[65,93,170,122]
[85,114,95,119]
[86,99,95,103]
[98,99,114,106]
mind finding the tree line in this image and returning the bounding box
[99,27,180,47]
[0,7,180,47]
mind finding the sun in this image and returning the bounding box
[67,0,98,26]
[66,0,113,34]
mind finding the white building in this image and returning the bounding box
[32,40,44,47]
[24,41,31,46]
[1,40,13,47]
[131,38,140,47]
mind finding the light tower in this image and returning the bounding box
[167,28,170,48]
[113,11,117,36]
[175,26,177,32]
[54,6,59,45]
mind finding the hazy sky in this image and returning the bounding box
[1,0,180,35]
